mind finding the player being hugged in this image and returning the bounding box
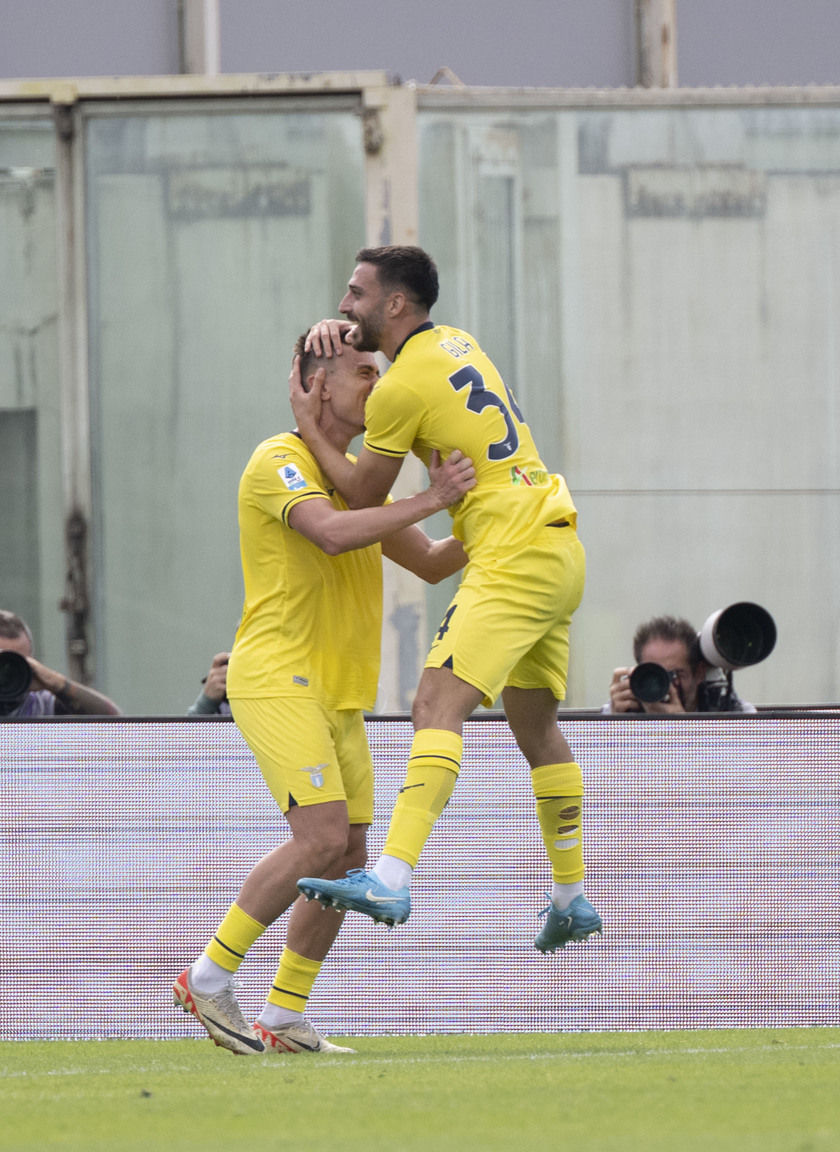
[174,329,474,1056]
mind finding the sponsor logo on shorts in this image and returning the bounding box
[292,675,309,687]
[278,464,307,490]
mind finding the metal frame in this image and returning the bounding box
[0,72,420,689]
[3,71,840,693]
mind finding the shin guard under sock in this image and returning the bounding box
[382,728,462,869]
[532,762,586,885]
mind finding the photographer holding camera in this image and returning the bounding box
[0,610,121,718]
[187,651,232,716]
[604,614,757,715]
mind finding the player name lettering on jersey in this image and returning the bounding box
[440,334,475,358]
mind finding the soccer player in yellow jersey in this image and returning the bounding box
[292,245,603,953]
[173,333,475,1056]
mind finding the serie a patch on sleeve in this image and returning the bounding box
[278,463,307,491]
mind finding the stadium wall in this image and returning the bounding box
[2,714,837,1039]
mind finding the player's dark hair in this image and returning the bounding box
[632,615,701,669]
[293,331,323,386]
[356,245,439,312]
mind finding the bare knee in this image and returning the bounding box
[512,724,574,770]
[411,693,434,731]
[307,828,349,874]
[288,806,350,873]
[410,674,438,729]
[411,668,483,732]
[318,823,366,880]
[503,687,573,769]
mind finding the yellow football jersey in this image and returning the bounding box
[363,324,576,559]
[226,432,382,710]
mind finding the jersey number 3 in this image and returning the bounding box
[448,365,524,461]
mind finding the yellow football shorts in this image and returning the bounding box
[425,524,586,707]
[228,696,374,822]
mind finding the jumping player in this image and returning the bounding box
[291,245,602,954]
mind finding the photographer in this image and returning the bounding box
[187,651,231,716]
[0,609,121,718]
[604,615,756,715]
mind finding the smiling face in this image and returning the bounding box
[320,346,380,438]
[338,263,390,353]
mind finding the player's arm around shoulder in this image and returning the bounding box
[288,449,474,557]
[380,446,472,581]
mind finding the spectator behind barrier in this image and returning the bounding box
[604,614,756,715]
[188,651,231,716]
[0,609,121,718]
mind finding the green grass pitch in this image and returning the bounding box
[2,1030,839,1152]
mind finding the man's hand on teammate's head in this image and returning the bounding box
[289,354,325,431]
[304,319,355,359]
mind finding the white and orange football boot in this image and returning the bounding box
[173,966,264,1055]
[253,1018,354,1054]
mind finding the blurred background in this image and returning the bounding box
[1,0,838,713]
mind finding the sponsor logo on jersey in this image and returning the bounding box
[292,675,309,687]
[278,464,307,490]
[510,465,548,487]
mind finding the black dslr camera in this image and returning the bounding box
[0,649,34,714]
[629,661,678,704]
[630,602,776,707]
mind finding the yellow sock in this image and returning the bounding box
[382,728,462,868]
[267,948,323,1012]
[203,903,267,973]
[532,762,585,884]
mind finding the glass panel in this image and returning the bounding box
[85,101,365,713]
[0,120,63,668]
[419,103,840,706]
[0,411,39,616]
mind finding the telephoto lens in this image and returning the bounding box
[628,661,674,704]
[0,650,33,702]
[699,602,777,670]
